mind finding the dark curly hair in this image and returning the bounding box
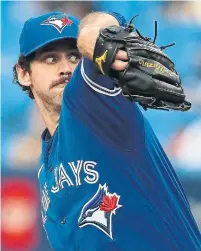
[13,53,35,99]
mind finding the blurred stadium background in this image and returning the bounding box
[1,1,201,250]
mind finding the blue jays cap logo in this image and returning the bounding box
[78,184,122,239]
[41,14,73,34]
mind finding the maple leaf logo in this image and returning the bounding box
[100,195,118,212]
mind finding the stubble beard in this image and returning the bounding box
[33,87,64,114]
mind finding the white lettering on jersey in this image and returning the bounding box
[51,161,99,193]
[51,167,60,193]
[68,160,83,186]
[41,182,50,224]
[84,161,99,184]
[59,163,74,188]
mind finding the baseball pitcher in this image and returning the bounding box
[14,11,201,251]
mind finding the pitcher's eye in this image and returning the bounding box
[68,54,81,64]
[45,56,57,64]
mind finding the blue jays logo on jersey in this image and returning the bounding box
[41,14,73,33]
[78,184,122,239]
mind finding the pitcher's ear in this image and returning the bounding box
[16,63,31,87]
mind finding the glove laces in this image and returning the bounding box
[127,16,175,50]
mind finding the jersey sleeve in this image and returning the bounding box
[63,57,145,151]
[63,12,145,151]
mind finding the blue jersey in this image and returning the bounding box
[38,57,201,251]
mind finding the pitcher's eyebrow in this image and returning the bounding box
[37,47,79,55]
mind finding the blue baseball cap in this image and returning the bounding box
[20,12,80,56]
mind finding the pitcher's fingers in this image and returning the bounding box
[112,60,128,71]
[115,50,128,61]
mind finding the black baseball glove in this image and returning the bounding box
[93,18,191,111]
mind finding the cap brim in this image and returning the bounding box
[23,35,77,56]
